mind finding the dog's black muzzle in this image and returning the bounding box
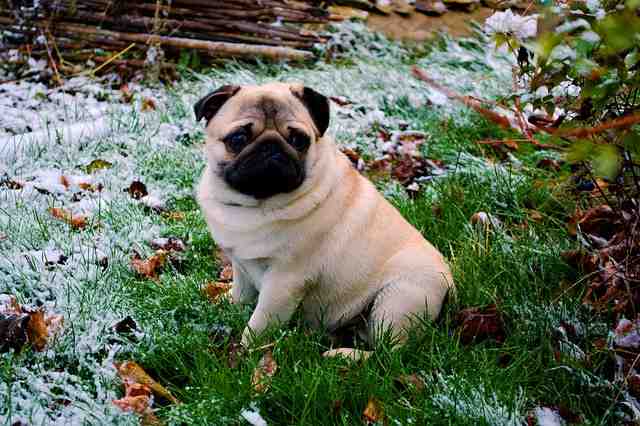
[222,140,305,199]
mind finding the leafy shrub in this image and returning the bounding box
[486,1,639,181]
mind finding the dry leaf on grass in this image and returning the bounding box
[394,374,426,393]
[455,304,505,345]
[84,158,113,174]
[219,265,233,283]
[150,237,186,253]
[141,98,157,111]
[329,95,353,106]
[120,83,134,103]
[251,350,278,393]
[227,341,244,369]
[363,397,384,425]
[131,251,167,281]
[564,202,640,317]
[202,282,232,304]
[215,248,233,282]
[162,211,185,221]
[470,211,502,230]
[0,175,24,189]
[536,158,562,171]
[115,361,179,405]
[49,207,88,229]
[113,366,167,425]
[59,174,100,192]
[526,209,544,223]
[112,382,162,426]
[0,295,63,352]
[127,180,149,200]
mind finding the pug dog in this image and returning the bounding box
[195,83,453,359]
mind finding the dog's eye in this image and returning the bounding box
[288,131,310,152]
[224,128,250,153]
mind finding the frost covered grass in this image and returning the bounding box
[0,23,614,424]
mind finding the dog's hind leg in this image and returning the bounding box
[367,269,451,347]
[323,274,450,361]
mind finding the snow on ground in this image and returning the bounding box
[0,23,514,424]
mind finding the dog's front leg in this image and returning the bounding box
[241,270,305,347]
[231,261,257,304]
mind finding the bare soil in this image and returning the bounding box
[367,7,494,40]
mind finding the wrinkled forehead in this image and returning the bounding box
[223,86,302,121]
[206,83,319,137]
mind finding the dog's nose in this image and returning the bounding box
[257,140,288,161]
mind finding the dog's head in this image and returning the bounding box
[194,82,330,200]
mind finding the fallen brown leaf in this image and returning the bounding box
[574,205,618,245]
[141,98,157,111]
[113,373,164,425]
[251,350,278,393]
[227,341,244,369]
[202,282,232,304]
[127,181,148,200]
[120,83,134,103]
[527,209,544,223]
[470,211,501,230]
[0,313,29,353]
[329,95,353,106]
[162,211,185,221]
[536,158,562,171]
[395,374,426,393]
[26,309,48,351]
[0,175,24,189]
[362,397,384,425]
[455,304,505,345]
[115,361,179,404]
[150,237,186,253]
[131,251,167,281]
[219,265,233,282]
[0,296,63,353]
[49,207,88,229]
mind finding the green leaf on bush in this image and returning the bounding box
[535,33,562,65]
[592,145,621,179]
[627,0,640,10]
[623,130,640,155]
[566,140,596,163]
[575,58,599,77]
[596,11,640,54]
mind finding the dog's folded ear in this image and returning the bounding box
[292,86,330,137]
[194,85,241,124]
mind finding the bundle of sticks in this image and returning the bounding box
[0,0,344,68]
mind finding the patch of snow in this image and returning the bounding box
[430,373,525,425]
[241,403,268,426]
[533,407,565,426]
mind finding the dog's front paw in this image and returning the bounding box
[323,348,371,362]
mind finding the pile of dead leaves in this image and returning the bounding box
[0,295,63,353]
[341,129,446,193]
[454,304,506,345]
[251,349,278,393]
[131,236,187,282]
[562,201,640,318]
[113,361,180,425]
